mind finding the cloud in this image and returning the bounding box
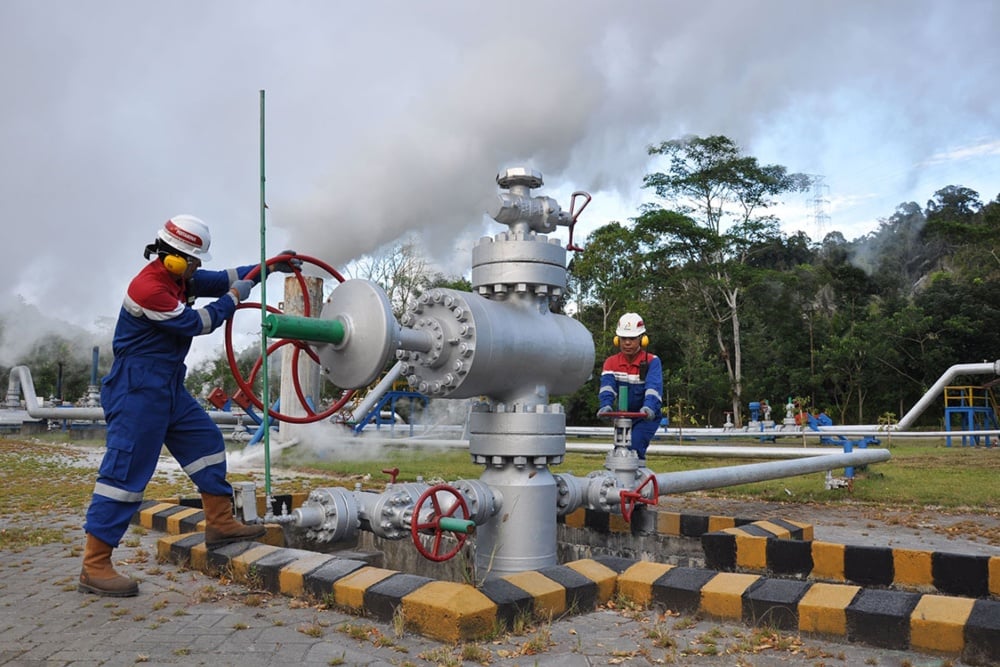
[919,138,1000,167]
[0,0,998,363]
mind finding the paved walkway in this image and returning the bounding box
[1,511,962,667]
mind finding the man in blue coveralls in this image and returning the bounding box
[596,312,664,462]
[79,215,299,597]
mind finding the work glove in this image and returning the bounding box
[230,279,254,302]
[596,405,612,418]
[269,250,302,274]
[640,406,656,421]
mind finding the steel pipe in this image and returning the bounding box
[650,449,891,495]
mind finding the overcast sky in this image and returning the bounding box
[2,0,998,369]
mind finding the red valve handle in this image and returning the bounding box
[565,191,591,252]
[620,473,659,523]
[410,484,471,562]
[225,254,355,424]
[382,467,400,484]
[600,411,647,420]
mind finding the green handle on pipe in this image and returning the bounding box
[438,517,476,534]
[263,313,345,345]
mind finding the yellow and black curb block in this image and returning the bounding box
[700,521,1000,599]
[133,500,1000,662]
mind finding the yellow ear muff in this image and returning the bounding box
[162,254,189,276]
[614,334,649,347]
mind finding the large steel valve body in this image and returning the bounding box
[263,167,595,577]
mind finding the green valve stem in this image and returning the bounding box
[263,313,345,345]
[618,386,629,411]
[437,517,476,534]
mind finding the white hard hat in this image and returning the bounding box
[616,312,646,337]
[158,215,212,261]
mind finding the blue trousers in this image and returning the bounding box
[84,358,231,547]
[630,419,658,459]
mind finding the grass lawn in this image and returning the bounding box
[2,433,997,516]
[277,436,998,511]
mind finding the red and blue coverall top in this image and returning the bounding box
[598,350,663,459]
[84,259,256,546]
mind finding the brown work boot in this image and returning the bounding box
[201,493,266,548]
[78,533,139,597]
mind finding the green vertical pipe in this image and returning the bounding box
[618,386,628,411]
[259,89,271,497]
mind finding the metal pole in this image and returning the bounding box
[259,89,271,497]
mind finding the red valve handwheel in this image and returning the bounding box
[410,484,471,562]
[601,411,647,420]
[620,473,659,523]
[224,254,354,424]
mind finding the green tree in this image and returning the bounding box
[638,135,811,426]
[567,221,647,338]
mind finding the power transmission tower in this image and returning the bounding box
[809,175,831,239]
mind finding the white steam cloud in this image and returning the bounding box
[1,0,997,358]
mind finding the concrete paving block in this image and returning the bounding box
[892,548,933,588]
[502,570,567,619]
[276,552,337,597]
[650,566,717,614]
[593,555,638,574]
[844,544,893,586]
[811,541,846,581]
[932,552,990,597]
[178,510,205,534]
[230,544,282,582]
[147,504,190,532]
[365,572,435,622]
[301,558,367,600]
[679,513,709,537]
[617,561,673,606]
[138,502,177,530]
[165,506,202,534]
[962,598,1000,666]
[333,566,397,610]
[707,514,736,532]
[205,541,256,573]
[701,531,736,570]
[700,572,760,620]
[656,511,681,535]
[537,565,599,613]
[910,594,975,654]
[798,582,861,636]
[250,547,316,592]
[734,531,768,570]
[565,558,618,604]
[846,588,921,650]
[155,532,200,565]
[767,517,811,540]
[766,537,812,576]
[738,522,783,538]
[477,576,535,629]
[742,577,811,630]
[402,581,498,643]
